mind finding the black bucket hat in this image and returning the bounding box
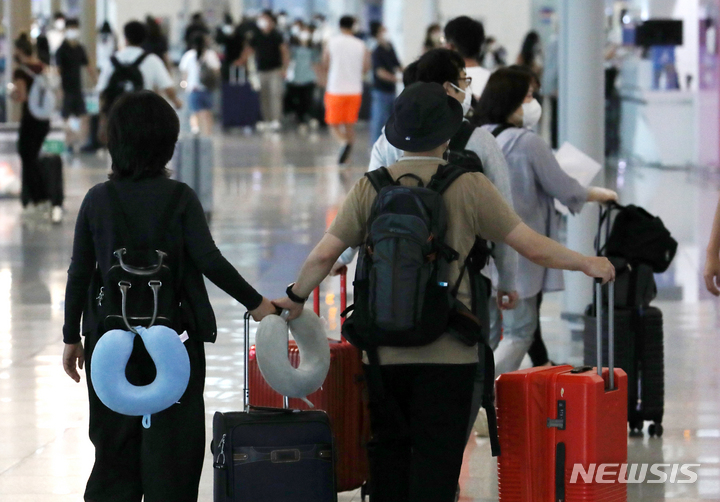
[385,82,464,152]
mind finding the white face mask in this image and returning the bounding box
[54,19,65,30]
[257,18,270,31]
[451,83,473,116]
[65,29,80,40]
[291,25,301,37]
[522,99,542,128]
[299,31,311,43]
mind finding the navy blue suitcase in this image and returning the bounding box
[211,312,337,502]
[222,67,261,129]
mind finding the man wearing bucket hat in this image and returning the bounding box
[274,82,614,502]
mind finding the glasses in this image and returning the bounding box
[459,77,472,87]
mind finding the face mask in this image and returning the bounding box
[291,25,301,37]
[431,31,442,44]
[451,83,473,116]
[522,99,542,128]
[257,18,270,31]
[222,25,233,35]
[278,16,288,29]
[299,31,311,43]
[54,19,65,30]
[65,29,80,40]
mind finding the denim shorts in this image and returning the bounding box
[188,90,214,112]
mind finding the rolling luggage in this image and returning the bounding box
[172,135,214,220]
[496,280,628,501]
[583,205,665,436]
[222,67,261,129]
[38,154,63,207]
[211,312,337,502]
[247,270,370,497]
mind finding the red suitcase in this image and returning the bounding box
[247,271,370,496]
[496,281,628,501]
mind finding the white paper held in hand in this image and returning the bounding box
[553,142,602,215]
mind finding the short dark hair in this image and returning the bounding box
[370,21,383,38]
[124,21,147,46]
[107,91,179,181]
[473,67,533,126]
[14,33,33,57]
[402,61,419,87]
[65,18,80,29]
[413,48,465,87]
[444,16,485,59]
[339,16,355,30]
[262,10,276,24]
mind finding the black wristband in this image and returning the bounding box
[286,283,307,304]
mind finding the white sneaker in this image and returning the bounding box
[269,120,281,131]
[309,118,319,130]
[51,206,63,224]
[255,121,267,132]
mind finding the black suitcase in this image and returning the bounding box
[222,67,261,129]
[39,154,63,207]
[211,312,337,502]
[583,205,665,437]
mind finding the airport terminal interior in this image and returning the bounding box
[1,0,720,500]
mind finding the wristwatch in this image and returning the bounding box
[286,283,308,304]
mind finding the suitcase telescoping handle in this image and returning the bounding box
[596,203,615,391]
[243,309,291,410]
[312,267,348,340]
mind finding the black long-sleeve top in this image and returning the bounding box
[63,176,263,344]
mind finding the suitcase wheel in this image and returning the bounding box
[629,419,644,437]
[649,422,664,437]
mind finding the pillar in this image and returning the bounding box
[80,0,96,71]
[558,0,605,317]
[5,0,32,122]
[51,0,62,15]
[383,0,436,66]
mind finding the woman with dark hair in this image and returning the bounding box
[422,23,443,53]
[180,32,221,134]
[61,90,276,501]
[11,33,52,218]
[474,67,617,376]
[516,30,543,81]
[143,15,171,68]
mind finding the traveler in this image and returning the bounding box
[516,31,543,81]
[11,34,51,217]
[143,16,171,68]
[323,15,370,164]
[423,23,444,53]
[274,82,614,502]
[55,18,97,153]
[46,12,66,57]
[96,20,182,140]
[286,23,320,128]
[180,33,221,135]
[369,23,401,144]
[96,21,117,72]
[474,66,618,377]
[444,16,490,99]
[251,10,290,132]
[61,91,277,502]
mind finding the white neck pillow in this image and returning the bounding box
[255,309,331,405]
[90,325,191,428]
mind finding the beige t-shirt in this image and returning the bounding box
[328,158,522,365]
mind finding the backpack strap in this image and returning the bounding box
[491,123,516,137]
[365,166,396,193]
[132,52,150,67]
[426,163,470,194]
[110,55,121,69]
[448,121,476,151]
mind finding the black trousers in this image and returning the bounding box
[83,330,206,502]
[286,83,315,123]
[364,363,476,502]
[17,112,50,207]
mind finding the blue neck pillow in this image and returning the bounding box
[90,325,191,428]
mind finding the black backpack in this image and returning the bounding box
[98,181,185,334]
[101,53,148,113]
[199,58,220,91]
[602,203,677,273]
[446,121,484,172]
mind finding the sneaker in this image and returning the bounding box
[309,118,320,130]
[269,120,282,131]
[256,121,267,132]
[51,206,63,224]
[338,143,352,165]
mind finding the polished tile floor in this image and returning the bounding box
[0,126,718,501]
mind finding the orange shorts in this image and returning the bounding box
[324,93,362,125]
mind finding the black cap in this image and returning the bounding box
[385,82,464,152]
